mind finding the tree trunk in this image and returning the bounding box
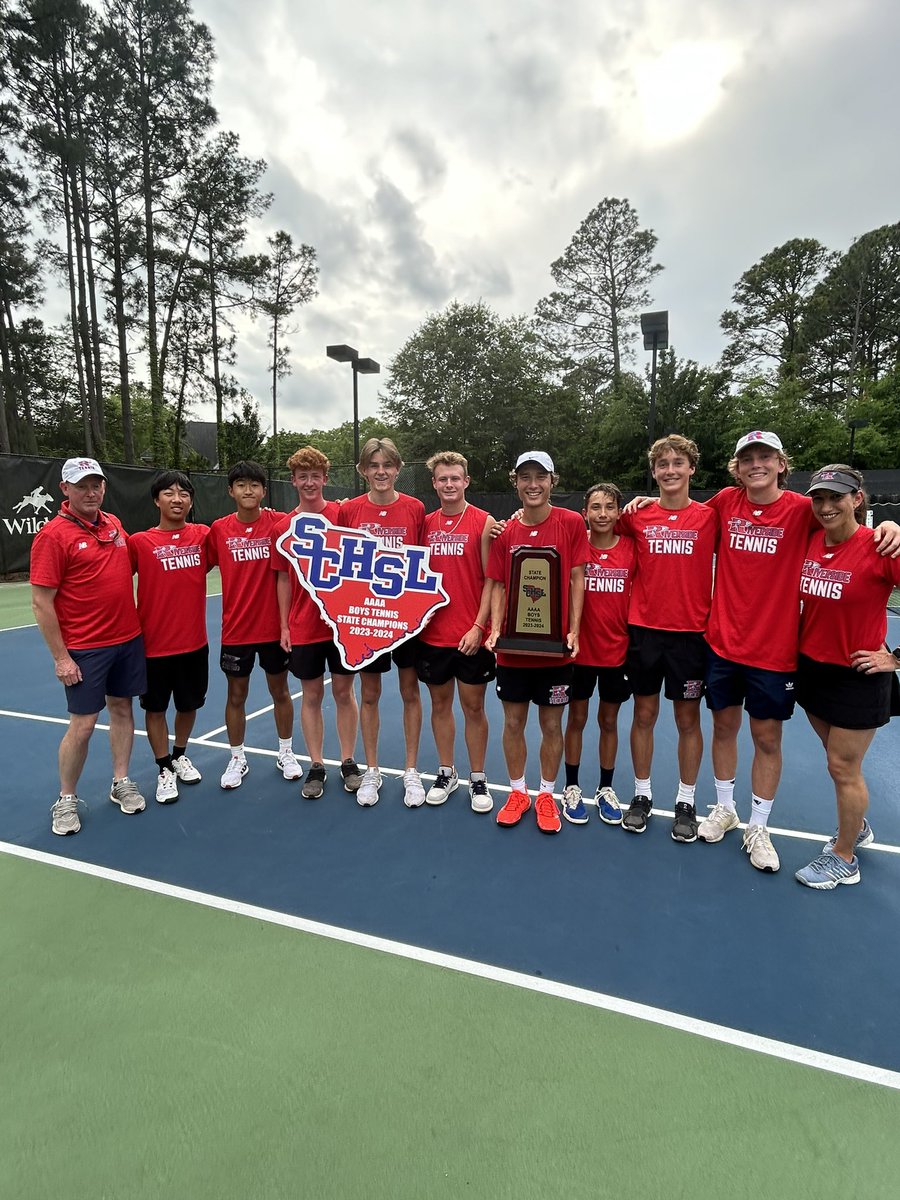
[108,185,135,462]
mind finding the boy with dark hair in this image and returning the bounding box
[273,447,362,798]
[561,483,636,826]
[338,438,427,808]
[418,451,496,812]
[128,470,209,803]
[617,435,718,842]
[207,461,298,789]
[485,451,589,835]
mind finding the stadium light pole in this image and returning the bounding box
[848,417,869,467]
[640,310,669,489]
[326,345,381,494]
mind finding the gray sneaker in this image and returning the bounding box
[340,758,364,792]
[109,777,146,815]
[51,794,82,836]
[301,763,327,799]
[822,817,874,855]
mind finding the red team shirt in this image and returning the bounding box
[799,525,900,666]
[487,507,590,669]
[338,492,426,549]
[579,537,637,668]
[422,504,491,646]
[706,487,816,672]
[271,501,342,644]
[128,524,210,657]
[616,500,718,632]
[207,509,287,645]
[30,503,140,650]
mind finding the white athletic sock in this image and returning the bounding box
[748,794,773,828]
[510,776,526,792]
[714,777,736,811]
[676,781,696,806]
[278,737,292,754]
[440,764,454,774]
[539,778,556,794]
[470,771,487,782]
[229,744,245,760]
[634,776,652,801]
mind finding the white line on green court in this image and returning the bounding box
[2,706,900,850]
[3,838,900,1093]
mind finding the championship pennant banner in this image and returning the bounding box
[275,513,449,670]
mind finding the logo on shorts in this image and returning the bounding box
[548,684,569,704]
[683,679,703,700]
[276,513,449,670]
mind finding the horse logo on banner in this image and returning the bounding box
[275,513,449,670]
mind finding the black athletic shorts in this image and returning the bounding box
[289,639,353,680]
[140,645,209,713]
[360,635,421,674]
[571,663,631,704]
[417,643,496,687]
[220,640,289,678]
[496,663,574,707]
[796,653,891,730]
[625,626,706,701]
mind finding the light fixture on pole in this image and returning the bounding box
[327,344,381,494]
[848,417,869,467]
[640,310,669,489]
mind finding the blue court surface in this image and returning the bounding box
[2,599,900,1087]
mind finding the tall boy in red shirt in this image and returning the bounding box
[207,461,298,789]
[273,447,362,798]
[338,438,427,808]
[617,435,718,842]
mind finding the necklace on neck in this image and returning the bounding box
[440,502,468,534]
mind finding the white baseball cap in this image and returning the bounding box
[734,431,784,455]
[514,451,554,473]
[62,457,106,483]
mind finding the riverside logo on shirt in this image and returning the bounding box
[801,560,852,600]
[586,563,629,592]
[152,543,202,571]
[727,517,785,555]
[642,525,698,555]
[359,522,407,549]
[427,531,468,557]
[225,535,271,562]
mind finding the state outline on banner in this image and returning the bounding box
[275,512,450,671]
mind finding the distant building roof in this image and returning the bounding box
[183,421,218,468]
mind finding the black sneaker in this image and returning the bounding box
[302,763,327,798]
[671,801,699,843]
[623,795,652,833]
[340,758,364,793]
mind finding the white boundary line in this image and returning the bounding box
[2,839,899,1093]
[2,705,900,849]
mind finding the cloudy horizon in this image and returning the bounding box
[178,0,900,438]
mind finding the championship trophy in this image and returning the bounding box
[495,545,568,656]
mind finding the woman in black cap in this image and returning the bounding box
[794,464,900,889]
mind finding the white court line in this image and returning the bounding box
[2,839,899,1094]
[2,705,900,851]
[192,683,324,743]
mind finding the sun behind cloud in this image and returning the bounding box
[632,40,739,145]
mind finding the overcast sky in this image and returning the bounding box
[190,0,900,438]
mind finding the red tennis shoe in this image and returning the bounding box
[496,789,531,827]
[535,791,561,834]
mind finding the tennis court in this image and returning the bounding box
[2,586,900,1198]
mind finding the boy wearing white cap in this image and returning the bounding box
[485,452,590,835]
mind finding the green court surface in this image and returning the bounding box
[3,852,899,1200]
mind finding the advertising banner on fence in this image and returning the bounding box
[275,512,449,669]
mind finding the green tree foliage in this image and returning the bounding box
[257,231,318,462]
[535,197,663,392]
[720,238,835,382]
[221,396,265,467]
[381,300,563,490]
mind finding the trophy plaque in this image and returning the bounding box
[495,545,569,656]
